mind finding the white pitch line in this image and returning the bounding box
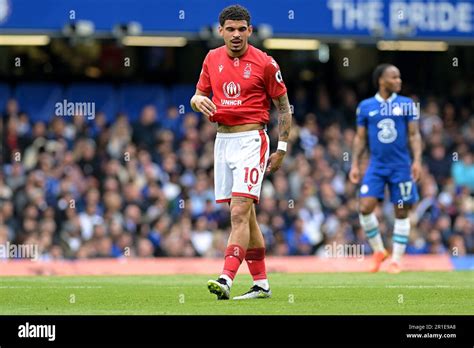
[299,285,473,289]
[0,286,103,289]
[385,285,464,289]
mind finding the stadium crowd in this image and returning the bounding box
[1,82,473,260]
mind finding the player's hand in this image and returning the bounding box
[411,160,422,182]
[349,165,360,184]
[192,95,217,119]
[266,150,285,173]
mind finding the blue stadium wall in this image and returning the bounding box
[0,0,473,41]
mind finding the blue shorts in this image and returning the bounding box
[359,164,419,205]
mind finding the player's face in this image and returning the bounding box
[381,66,402,93]
[219,20,252,55]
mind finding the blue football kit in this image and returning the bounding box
[356,93,419,204]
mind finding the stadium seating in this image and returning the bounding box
[0,83,11,113]
[118,83,168,121]
[14,82,63,122]
[3,83,198,123]
[64,83,118,122]
[170,84,196,113]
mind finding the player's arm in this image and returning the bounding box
[408,121,422,181]
[191,52,216,119]
[267,93,292,173]
[349,126,367,184]
[190,89,216,119]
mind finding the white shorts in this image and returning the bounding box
[214,129,270,204]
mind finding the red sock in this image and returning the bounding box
[222,244,246,280]
[245,247,267,280]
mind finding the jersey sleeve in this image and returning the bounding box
[196,52,212,95]
[264,58,287,99]
[356,103,367,127]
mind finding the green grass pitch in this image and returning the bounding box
[0,272,472,315]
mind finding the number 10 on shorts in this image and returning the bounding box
[244,167,259,184]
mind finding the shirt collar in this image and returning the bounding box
[375,92,397,103]
[226,44,251,60]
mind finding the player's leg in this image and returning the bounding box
[222,196,253,278]
[208,196,252,299]
[208,135,235,300]
[358,167,388,272]
[359,197,388,272]
[388,168,419,274]
[208,130,268,299]
[233,204,271,299]
[388,204,411,274]
[224,129,269,299]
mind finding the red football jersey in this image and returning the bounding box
[196,44,287,126]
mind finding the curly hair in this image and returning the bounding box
[219,5,251,26]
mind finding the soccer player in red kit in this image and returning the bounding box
[190,5,292,300]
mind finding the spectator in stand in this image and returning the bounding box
[452,151,474,192]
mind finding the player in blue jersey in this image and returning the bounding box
[349,64,423,274]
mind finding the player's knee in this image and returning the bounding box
[359,204,374,215]
[394,208,409,219]
[230,205,251,226]
[359,198,377,215]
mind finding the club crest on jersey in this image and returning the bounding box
[223,81,241,99]
[218,65,223,73]
[244,64,251,78]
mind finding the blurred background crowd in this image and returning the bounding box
[1,78,473,260]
